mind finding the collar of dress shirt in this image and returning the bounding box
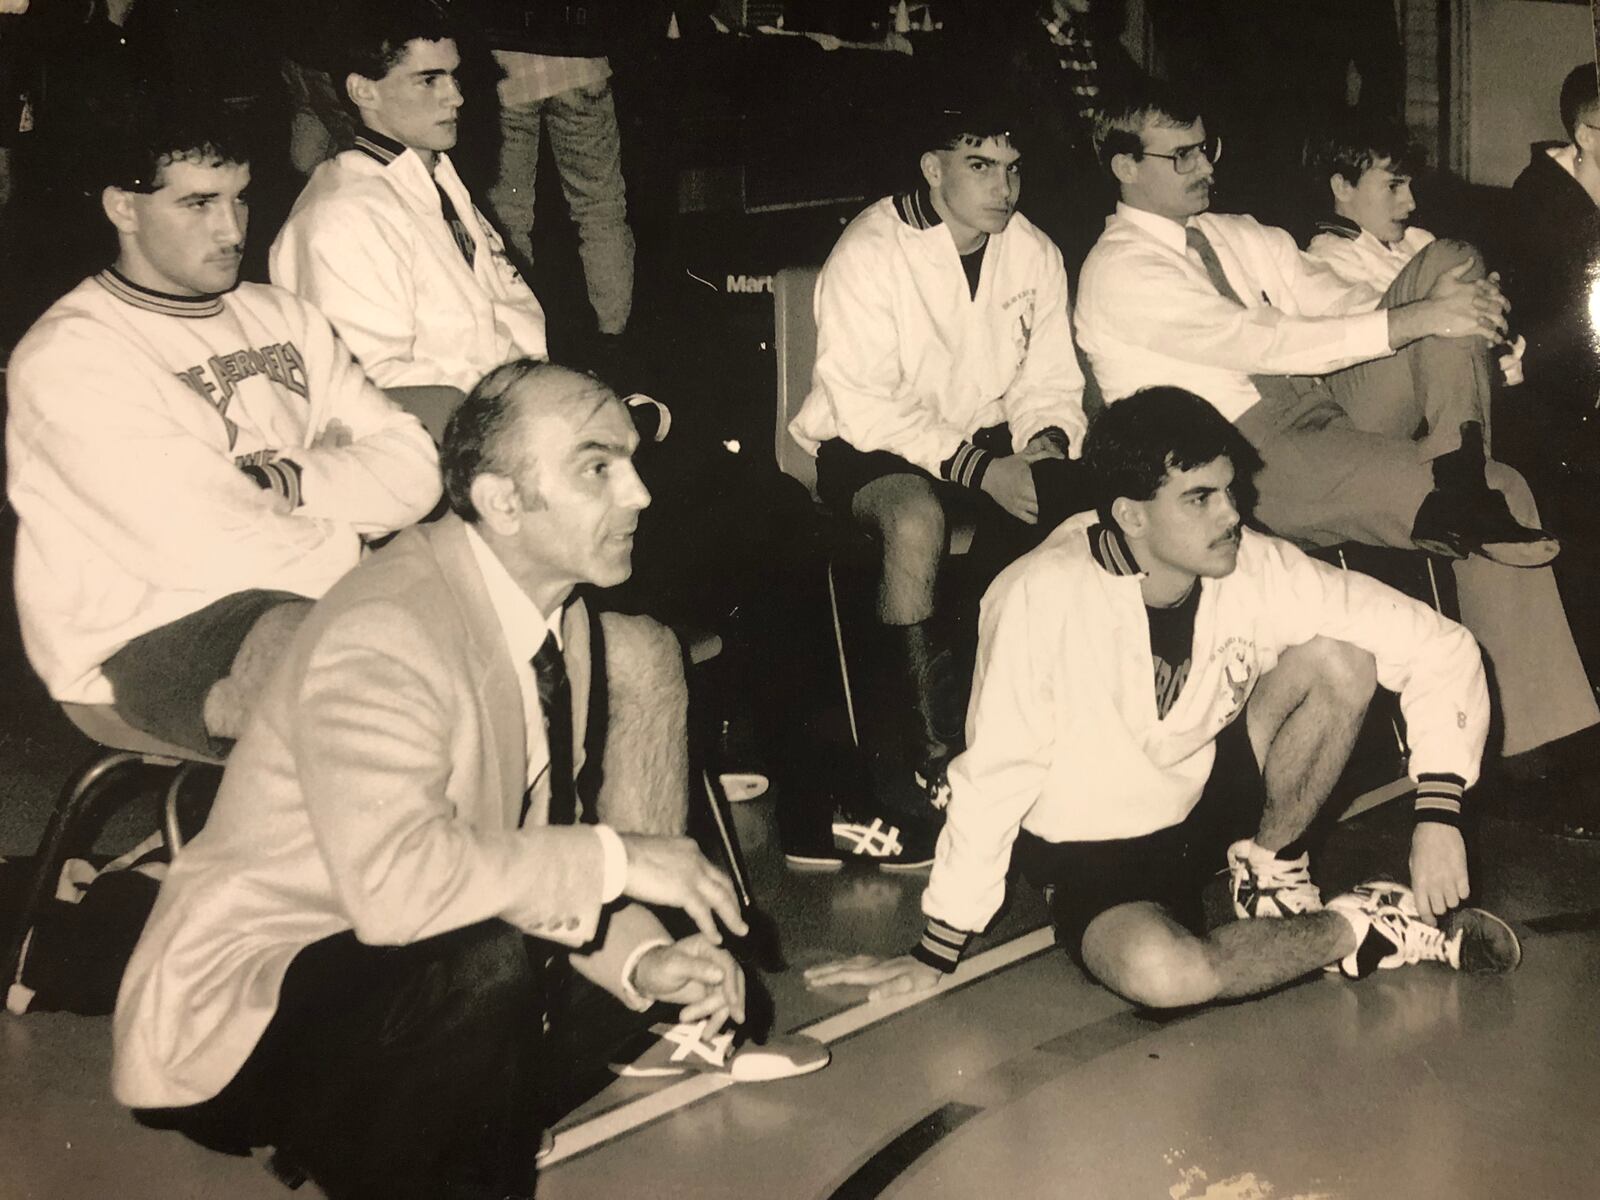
[464,523,565,663]
[1114,200,1193,256]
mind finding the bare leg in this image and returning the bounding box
[1244,637,1377,851]
[850,474,947,626]
[594,613,688,835]
[1081,901,1357,1008]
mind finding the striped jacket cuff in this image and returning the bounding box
[1031,426,1072,456]
[940,441,994,491]
[1413,772,1465,827]
[240,458,304,509]
[911,917,973,974]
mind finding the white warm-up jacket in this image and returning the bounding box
[922,513,1489,939]
[270,143,547,392]
[789,192,1087,475]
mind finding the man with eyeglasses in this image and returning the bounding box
[1074,85,1598,799]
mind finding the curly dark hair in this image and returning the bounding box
[1083,387,1261,531]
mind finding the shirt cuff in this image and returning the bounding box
[1413,773,1465,827]
[940,441,994,491]
[618,936,674,1011]
[1029,426,1072,456]
[911,916,974,974]
[239,457,304,508]
[595,823,627,903]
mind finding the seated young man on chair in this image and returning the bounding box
[1073,84,1599,767]
[787,103,1091,858]
[1302,116,1524,385]
[273,0,694,839]
[269,0,548,438]
[808,387,1521,1010]
[5,96,440,757]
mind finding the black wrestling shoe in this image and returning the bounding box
[831,813,938,872]
[1410,486,1560,568]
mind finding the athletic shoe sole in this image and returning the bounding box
[1477,535,1560,568]
[1446,907,1523,973]
[784,851,845,871]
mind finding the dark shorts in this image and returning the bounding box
[814,424,1090,523]
[101,589,309,756]
[1017,715,1267,966]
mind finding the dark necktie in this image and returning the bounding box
[433,176,478,268]
[1186,223,1313,405]
[522,632,576,828]
[1185,224,1245,306]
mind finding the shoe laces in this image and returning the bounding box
[833,818,905,857]
[1374,907,1462,968]
[660,1019,734,1068]
[1247,853,1313,890]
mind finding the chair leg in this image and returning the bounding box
[162,761,216,858]
[3,751,149,1003]
[826,560,861,748]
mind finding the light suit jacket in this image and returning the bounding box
[113,515,664,1109]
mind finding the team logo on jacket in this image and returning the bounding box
[175,341,309,448]
[1005,289,1036,370]
[1215,637,1255,712]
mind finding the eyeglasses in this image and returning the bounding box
[1139,136,1223,175]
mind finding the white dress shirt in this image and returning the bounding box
[1075,203,1395,422]
[465,524,626,902]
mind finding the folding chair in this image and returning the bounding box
[771,265,975,749]
[3,705,222,1012]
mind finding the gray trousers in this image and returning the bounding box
[1235,238,1597,756]
[486,79,635,336]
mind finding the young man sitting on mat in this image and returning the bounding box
[808,387,1520,1010]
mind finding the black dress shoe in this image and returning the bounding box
[1410,486,1560,567]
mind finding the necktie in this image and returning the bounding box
[432,176,478,268]
[1185,224,1245,306]
[523,632,576,828]
[1186,224,1314,406]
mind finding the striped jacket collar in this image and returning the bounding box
[892,183,944,231]
[1313,213,1363,241]
[354,126,409,167]
[94,268,226,318]
[1087,520,1143,577]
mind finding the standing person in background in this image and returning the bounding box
[472,0,636,370]
[1504,65,1600,446]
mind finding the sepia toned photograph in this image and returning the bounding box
[1,2,1597,1197]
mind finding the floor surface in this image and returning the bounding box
[7,784,1597,1200]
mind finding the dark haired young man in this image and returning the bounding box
[4,98,439,754]
[270,0,547,433]
[808,387,1520,1009]
[1303,118,1525,385]
[788,107,1090,855]
[1074,86,1599,764]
